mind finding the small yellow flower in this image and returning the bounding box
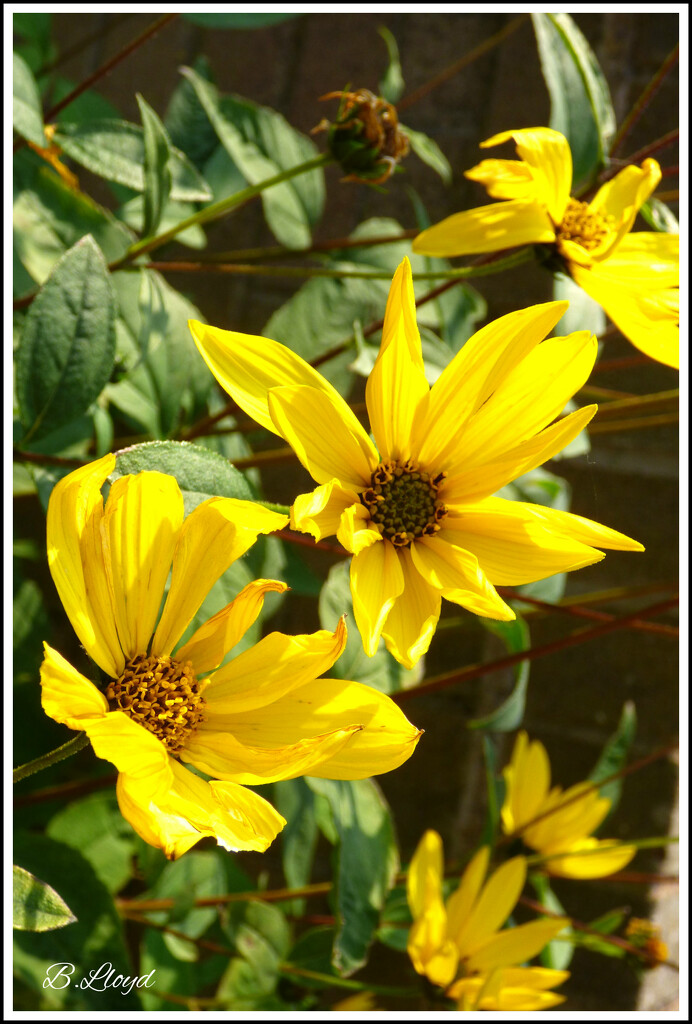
[501,731,637,879]
[406,830,568,990]
[190,258,643,669]
[39,454,421,859]
[625,918,669,969]
[449,966,569,1011]
[412,127,679,369]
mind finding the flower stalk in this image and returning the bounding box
[13,732,90,784]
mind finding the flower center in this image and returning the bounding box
[362,460,447,548]
[106,654,206,755]
[557,198,614,251]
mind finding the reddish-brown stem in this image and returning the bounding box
[592,355,651,374]
[14,772,117,808]
[34,13,137,78]
[499,590,678,638]
[13,448,89,468]
[626,128,679,166]
[392,598,678,704]
[610,45,679,157]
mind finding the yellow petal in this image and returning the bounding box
[203,618,347,713]
[40,642,109,730]
[449,967,569,1011]
[408,829,445,918]
[412,199,554,258]
[417,301,570,474]
[290,480,359,541]
[365,258,429,462]
[209,676,422,780]
[189,319,344,436]
[268,385,378,488]
[410,537,515,621]
[454,856,527,957]
[336,502,383,555]
[493,967,570,991]
[350,540,405,656]
[503,500,644,553]
[501,732,551,835]
[438,498,607,586]
[588,159,661,256]
[445,846,491,942]
[181,723,363,785]
[101,472,184,661]
[465,918,569,972]
[481,127,573,224]
[588,231,679,288]
[116,773,200,860]
[542,838,636,879]
[465,158,537,200]
[82,711,172,797]
[381,546,441,668]
[570,263,679,369]
[46,453,123,677]
[525,783,611,850]
[175,579,288,675]
[408,906,458,985]
[151,498,287,657]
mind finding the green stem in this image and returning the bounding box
[13,732,90,784]
[255,499,291,516]
[111,152,333,268]
[278,964,417,998]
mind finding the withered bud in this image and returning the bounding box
[312,88,409,185]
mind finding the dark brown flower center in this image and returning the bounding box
[362,460,447,548]
[557,197,614,251]
[106,654,205,755]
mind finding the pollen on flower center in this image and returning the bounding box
[362,460,447,548]
[557,198,615,251]
[106,654,206,755]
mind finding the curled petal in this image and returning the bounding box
[291,480,359,541]
[40,642,108,730]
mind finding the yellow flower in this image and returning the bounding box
[412,127,679,369]
[449,966,569,1011]
[190,258,643,669]
[406,830,568,990]
[39,454,422,859]
[501,731,637,879]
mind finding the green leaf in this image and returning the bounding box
[530,873,574,971]
[305,778,398,976]
[318,560,422,693]
[588,701,637,815]
[286,926,339,987]
[117,195,207,248]
[640,197,680,233]
[218,901,291,1006]
[46,792,136,895]
[181,66,325,248]
[273,779,319,916]
[532,13,616,190]
[145,850,231,948]
[51,120,212,201]
[402,126,452,184]
[378,27,405,104]
[13,577,47,656]
[468,617,531,732]
[13,832,139,1009]
[13,51,46,147]
[13,865,76,932]
[113,440,255,512]
[13,13,54,74]
[138,928,227,1010]
[136,94,172,238]
[553,270,606,340]
[15,235,116,442]
[182,12,303,29]
[480,734,506,846]
[164,56,219,170]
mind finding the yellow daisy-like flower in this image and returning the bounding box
[412,127,679,369]
[501,731,637,879]
[406,830,568,990]
[449,966,569,1011]
[39,454,421,859]
[190,257,643,669]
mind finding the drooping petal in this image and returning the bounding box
[570,263,679,369]
[39,642,109,730]
[181,723,363,785]
[417,301,570,474]
[481,127,573,224]
[202,618,347,714]
[541,838,636,879]
[412,199,554,258]
[365,258,429,462]
[350,540,405,656]
[206,676,421,781]
[336,502,383,555]
[82,711,172,798]
[268,386,378,488]
[189,319,345,436]
[381,546,441,668]
[454,856,527,957]
[46,453,123,677]
[151,499,287,657]
[175,579,288,676]
[465,917,570,973]
[290,480,360,541]
[410,537,515,621]
[588,158,661,258]
[101,472,184,661]
[465,158,537,200]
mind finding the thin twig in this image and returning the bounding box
[501,590,678,638]
[610,45,679,157]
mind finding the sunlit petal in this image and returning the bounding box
[465,158,537,200]
[40,642,109,730]
[481,127,573,223]
[381,547,441,668]
[337,502,383,555]
[350,540,405,656]
[412,199,554,257]
[291,480,360,541]
[588,159,661,256]
[410,537,515,621]
[466,918,569,972]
